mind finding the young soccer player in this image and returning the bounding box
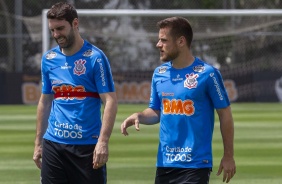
[33,2,117,183]
[121,17,236,184]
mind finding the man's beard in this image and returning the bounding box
[56,29,75,49]
[161,49,179,62]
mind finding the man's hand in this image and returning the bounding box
[216,156,236,183]
[93,141,108,169]
[120,113,140,136]
[33,145,43,169]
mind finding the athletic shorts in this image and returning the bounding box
[155,167,212,184]
[41,139,107,184]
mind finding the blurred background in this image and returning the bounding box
[1,0,282,104]
[1,1,282,184]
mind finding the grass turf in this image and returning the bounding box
[0,103,281,184]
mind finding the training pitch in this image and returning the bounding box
[0,103,281,184]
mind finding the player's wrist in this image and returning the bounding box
[34,142,42,147]
[223,151,234,158]
[97,137,110,145]
[34,137,43,147]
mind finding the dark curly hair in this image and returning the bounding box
[47,2,78,26]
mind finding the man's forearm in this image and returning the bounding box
[35,95,52,146]
[98,99,117,143]
[138,108,160,125]
[217,106,235,157]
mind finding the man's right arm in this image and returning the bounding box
[33,94,53,169]
[121,108,160,136]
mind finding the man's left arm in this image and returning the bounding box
[216,106,236,183]
[93,92,117,169]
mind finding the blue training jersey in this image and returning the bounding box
[41,40,115,145]
[149,57,230,168]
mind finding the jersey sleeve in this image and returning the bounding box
[207,68,230,109]
[93,52,115,94]
[149,72,161,110]
[41,57,52,94]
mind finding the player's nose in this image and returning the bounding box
[156,40,162,48]
[52,30,61,38]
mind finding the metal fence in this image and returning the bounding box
[1,0,282,104]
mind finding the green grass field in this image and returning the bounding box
[0,103,282,184]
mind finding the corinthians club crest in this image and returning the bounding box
[73,59,86,76]
[184,73,199,89]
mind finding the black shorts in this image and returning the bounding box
[41,139,106,184]
[155,167,211,184]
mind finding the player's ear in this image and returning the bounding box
[72,18,79,29]
[177,36,186,47]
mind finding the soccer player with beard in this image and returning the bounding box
[121,17,236,184]
[33,2,117,184]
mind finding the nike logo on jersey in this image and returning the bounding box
[161,79,169,83]
[50,66,60,70]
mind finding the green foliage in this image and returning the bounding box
[0,103,281,184]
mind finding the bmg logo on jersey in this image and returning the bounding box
[162,99,195,116]
[52,85,86,100]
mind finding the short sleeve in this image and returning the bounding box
[93,52,115,94]
[41,58,52,94]
[206,68,230,109]
[149,72,161,110]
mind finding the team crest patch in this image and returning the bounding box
[46,51,57,59]
[193,65,205,72]
[73,59,86,76]
[184,73,199,89]
[83,49,94,57]
[158,66,167,73]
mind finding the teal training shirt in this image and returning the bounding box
[41,40,115,145]
[149,57,230,168]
